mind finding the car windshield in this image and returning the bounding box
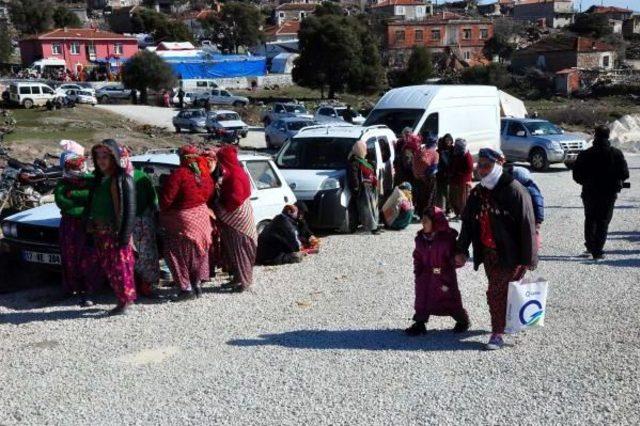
[79,91,92,96]
[216,113,240,121]
[286,121,314,131]
[285,105,307,114]
[277,137,358,169]
[363,108,425,136]
[524,121,562,136]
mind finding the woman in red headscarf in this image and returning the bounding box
[212,145,256,292]
[160,145,214,301]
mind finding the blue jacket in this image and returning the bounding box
[511,167,544,224]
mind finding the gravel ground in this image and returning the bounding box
[1,157,639,425]
[96,105,266,149]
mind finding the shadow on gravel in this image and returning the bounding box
[1,308,103,325]
[608,231,640,243]
[540,254,640,267]
[544,205,638,210]
[227,329,487,352]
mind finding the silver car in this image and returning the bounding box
[261,103,313,125]
[172,108,207,133]
[500,118,587,171]
[205,110,249,137]
[95,85,131,103]
[265,117,316,149]
[314,105,365,125]
[195,89,249,108]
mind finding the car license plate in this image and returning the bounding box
[22,250,61,265]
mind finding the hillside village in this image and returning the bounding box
[0,0,638,98]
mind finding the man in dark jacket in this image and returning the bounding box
[572,125,629,260]
[257,205,304,265]
[455,148,537,351]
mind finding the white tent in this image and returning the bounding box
[499,90,528,118]
[270,53,298,74]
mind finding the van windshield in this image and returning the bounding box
[363,108,425,136]
[277,137,358,170]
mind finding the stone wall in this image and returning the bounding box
[577,51,615,70]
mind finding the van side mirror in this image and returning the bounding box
[516,130,526,137]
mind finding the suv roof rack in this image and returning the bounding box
[296,124,357,134]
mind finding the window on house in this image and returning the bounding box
[602,55,610,68]
[87,43,96,58]
[300,12,306,19]
[480,28,489,39]
[114,43,123,55]
[395,30,405,42]
[431,29,441,40]
[70,42,80,55]
[396,6,405,15]
[415,30,424,42]
[51,43,62,55]
[463,29,472,40]
[279,12,285,18]
[463,51,471,60]
[416,6,424,16]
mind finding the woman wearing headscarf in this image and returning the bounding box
[213,145,257,292]
[202,148,223,279]
[347,140,380,234]
[435,134,454,213]
[382,181,414,230]
[394,128,420,187]
[449,138,474,219]
[412,136,439,215]
[87,139,137,315]
[131,166,160,297]
[160,145,214,301]
[55,150,97,306]
[257,204,305,265]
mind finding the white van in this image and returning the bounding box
[179,79,225,92]
[9,82,57,109]
[364,85,501,156]
[29,58,66,76]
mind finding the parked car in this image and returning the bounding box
[56,83,96,96]
[314,105,365,126]
[195,89,249,108]
[275,124,396,233]
[364,85,501,157]
[172,108,207,133]
[63,89,98,106]
[261,103,313,125]
[8,82,57,109]
[205,110,249,137]
[179,79,224,92]
[500,118,588,171]
[265,117,316,149]
[171,91,198,107]
[95,85,131,103]
[0,152,296,271]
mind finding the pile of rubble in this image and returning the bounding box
[610,114,640,152]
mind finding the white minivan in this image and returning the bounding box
[364,85,501,156]
[9,82,57,109]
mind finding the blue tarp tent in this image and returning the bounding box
[163,54,267,79]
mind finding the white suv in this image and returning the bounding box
[275,124,396,233]
[9,82,57,109]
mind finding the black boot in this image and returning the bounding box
[172,290,195,302]
[452,313,470,333]
[79,294,94,307]
[404,321,427,336]
[108,303,130,316]
[193,282,203,298]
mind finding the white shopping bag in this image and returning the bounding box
[505,277,549,334]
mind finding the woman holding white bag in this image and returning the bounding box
[454,148,538,351]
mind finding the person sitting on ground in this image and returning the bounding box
[382,182,414,230]
[510,166,544,248]
[294,201,320,254]
[257,205,305,265]
[405,206,470,336]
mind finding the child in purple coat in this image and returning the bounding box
[405,207,470,336]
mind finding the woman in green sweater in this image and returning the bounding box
[131,168,160,297]
[54,152,97,307]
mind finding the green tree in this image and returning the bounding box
[121,51,176,104]
[401,46,433,85]
[131,8,194,42]
[314,1,343,17]
[459,63,511,89]
[293,15,383,98]
[483,35,514,62]
[569,13,613,39]
[201,2,263,54]
[53,6,82,28]
[0,26,14,63]
[9,0,54,35]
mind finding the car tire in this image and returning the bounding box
[233,101,245,108]
[265,136,273,149]
[23,99,33,109]
[175,126,181,133]
[256,220,271,235]
[564,162,574,170]
[529,148,549,171]
[263,117,271,126]
[99,95,108,104]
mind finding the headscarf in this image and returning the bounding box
[480,163,503,190]
[453,138,468,155]
[216,145,252,212]
[478,147,504,163]
[59,140,85,156]
[349,140,367,160]
[423,206,450,233]
[91,139,133,178]
[282,204,299,219]
[425,136,438,149]
[62,153,86,179]
[178,144,202,176]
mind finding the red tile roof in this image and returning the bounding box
[519,36,616,54]
[26,28,135,40]
[264,20,301,37]
[275,3,317,11]
[515,0,571,5]
[587,6,633,15]
[371,0,427,8]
